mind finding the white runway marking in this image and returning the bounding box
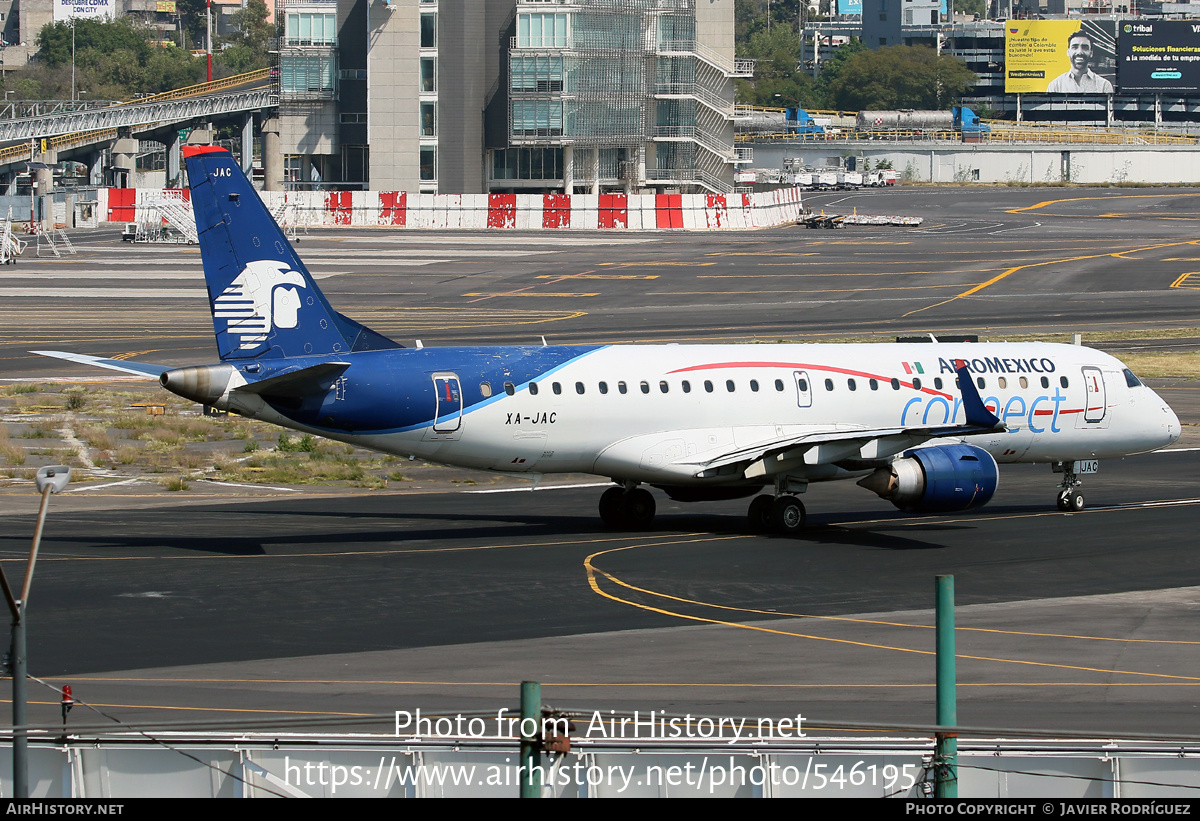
[64,478,145,493]
[198,479,301,492]
[0,288,207,298]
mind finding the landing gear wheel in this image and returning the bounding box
[1067,489,1085,512]
[620,487,656,529]
[747,494,773,533]
[1056,490,1071,511]
[599,486,624,528]
[770,495,806,536]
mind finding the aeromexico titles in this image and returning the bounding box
[36,147,1181,535]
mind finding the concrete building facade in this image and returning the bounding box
[275,0,744,194]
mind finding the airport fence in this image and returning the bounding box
[2,733,1199,798]
[97,188,806,232]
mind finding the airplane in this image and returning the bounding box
[36,147,1182,535]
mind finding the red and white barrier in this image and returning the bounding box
[105,187,806,231]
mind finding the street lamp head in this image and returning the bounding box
[34,465,71,494]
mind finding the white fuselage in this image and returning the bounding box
[233,342,1180,487]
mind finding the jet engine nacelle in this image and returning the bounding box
[159,364,237,406]
[857,443,998,513]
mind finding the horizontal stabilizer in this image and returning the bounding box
[234,362,351,398]
[31,350,168,378]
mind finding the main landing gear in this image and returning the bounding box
[747,493,806,536]
[597,483,807,535]
[1053,461,1085,512]
[599,485,656,529]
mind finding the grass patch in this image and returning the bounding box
[63,388,87,410]
[1117,351,1200,380]
[163,476,189,491]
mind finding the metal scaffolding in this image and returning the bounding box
[507,0,743,193]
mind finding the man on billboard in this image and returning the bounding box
[1047,30,1114,93]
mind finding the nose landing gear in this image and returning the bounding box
[1053,461,1086,512]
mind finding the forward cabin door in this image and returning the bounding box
[431,372,463,434]
[1078,366,1109,429]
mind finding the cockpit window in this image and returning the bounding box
[1124,368,1143,388]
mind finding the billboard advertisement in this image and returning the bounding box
[1118,20,1200,93]
[1005,20,1117,94]
[54,0,115,21]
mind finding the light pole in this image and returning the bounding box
[5,465,70,798]
[70,19,75,102]
[206,0,212,83]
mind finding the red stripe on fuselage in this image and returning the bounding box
[666,360,955,399]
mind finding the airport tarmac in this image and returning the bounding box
[2,186,1200,741]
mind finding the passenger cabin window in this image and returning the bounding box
[1019,377,1028,389]
[618,381,628,394]
[552,382,562,395]
[891,378,900,390]
[504,382,516,396]
[824,378,834,391]
[848,378,857,391]
[775,379,784,391]
[575,382,585,394]
[726,380,736,392]
[976,377,985,389]
[1060,376,1069,388]
[1040,376,1050,389]
[599,381,608,395]
[529,382,539,395]
[912,378,921,390]
[869,379,878,391]
[640,381,650,394]
[480,381,492,397]
[704,380,714,393]
[998,377,1007,389]
[750,379,759,392]
[934,378,943,390]
[659,381,669,393]
[682,380,691,393]
[798,378,808,392]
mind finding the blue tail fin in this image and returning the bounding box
[183,146,400,361]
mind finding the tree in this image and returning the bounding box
[175,0,209,50]
[735,23,816,106]
[26,18,203,100]
[824,45,977,111]
[36,18,151,67]
[812,37,868,107]
[228,0,272,56]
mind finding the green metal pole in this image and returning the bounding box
[935,574,957,798]
[519,680,541,798]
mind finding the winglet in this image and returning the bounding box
[955,359,1002,429]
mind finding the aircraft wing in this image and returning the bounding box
[684,421,999,478]
[31,350,169,378]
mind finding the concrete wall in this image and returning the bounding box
[748,141,1200,185]
[367,0,420,192]
[437,0,499,194]
[695,0,734,61]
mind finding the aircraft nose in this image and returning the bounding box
[1164,401,1182,446]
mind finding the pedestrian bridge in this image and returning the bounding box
[0,69,279,173]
